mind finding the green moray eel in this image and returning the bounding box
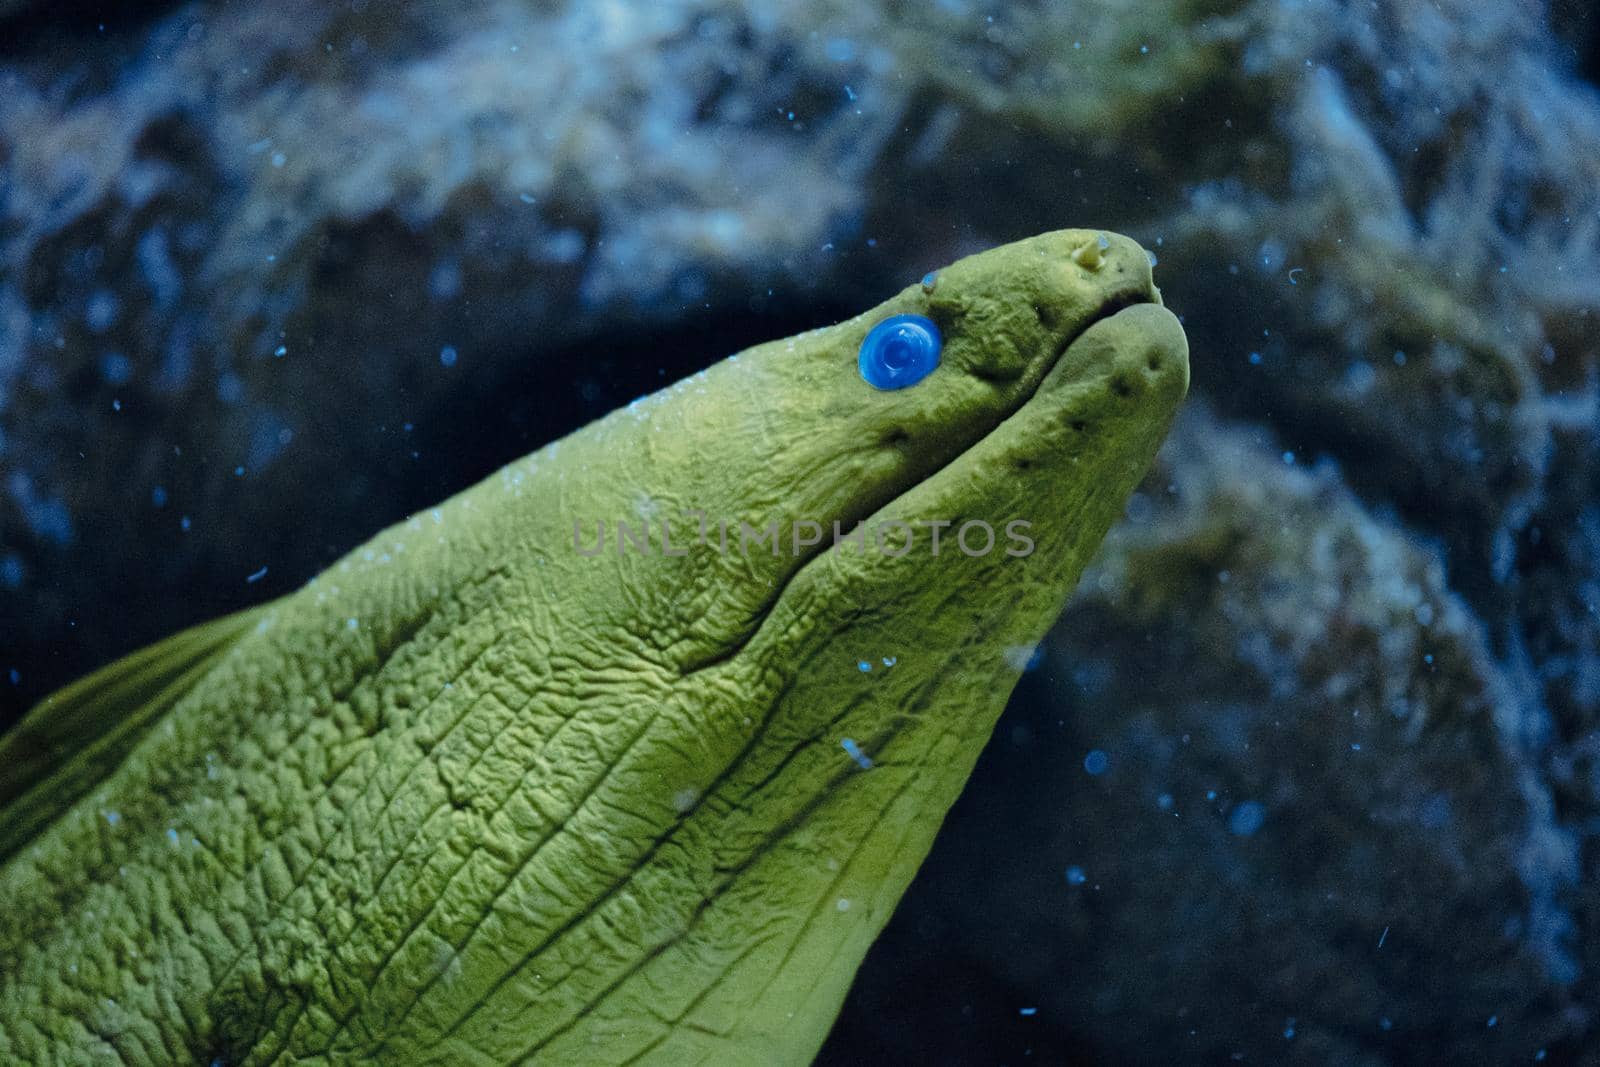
[0,229,1187,1065]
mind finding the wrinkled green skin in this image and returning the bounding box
[0,230,1186,1065]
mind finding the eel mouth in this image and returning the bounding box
[848,280,1164,543]
[923,280,1162,485]
[679,284,1165,675]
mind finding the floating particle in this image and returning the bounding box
[246,566,268,584]
[100,352,132,384]
[1065,865,1087,885]
[1228,801,1266,836]
[1083,749,1109,775]
[840,738,873,770]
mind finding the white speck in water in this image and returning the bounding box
[1065,865,1087,885]
[836,898,851,912]
[881,656,897,668]
[347,618,359,630]
[1020,1007,1038,1017]
[246,566,268,583]
[166,828,180,847]
[671,788,699,813]
[841,738,873,770]
[103,810,121,827]
[440,346,458,368]
[856,660,871,672]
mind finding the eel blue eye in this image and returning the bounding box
[858,314,942,390]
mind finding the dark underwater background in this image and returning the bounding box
[2,0,1598,1062]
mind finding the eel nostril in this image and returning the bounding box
[1111,375,1134,398]
[1146,352,1162,372]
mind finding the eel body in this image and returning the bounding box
[0,229,1188,1064]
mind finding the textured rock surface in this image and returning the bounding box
[3,0,1599,1059]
